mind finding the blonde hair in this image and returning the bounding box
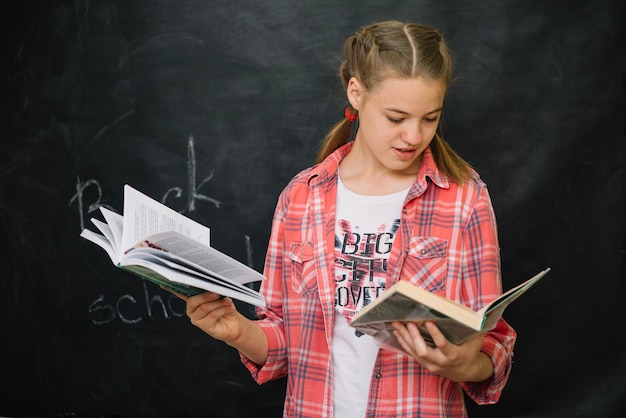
[317,20,471,183]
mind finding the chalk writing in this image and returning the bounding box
[71,134,221,232]
[69,177,116,231]
[162,135,221,212]
[245,234,253,268]
[89,282,186,325]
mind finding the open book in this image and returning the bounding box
[80,184,266,308]
[349,268,550,352]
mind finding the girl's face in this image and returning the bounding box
[347,76,446,176]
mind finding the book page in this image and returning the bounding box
[350,292,483,350]
[123,231,265,285]
[124,247,261,297]
[478,268,551,315]
[121,262,265,308]
[100,207,124,255]
[359,318,482,353]
[351,281,484,331]
[121,184,210,254]
[80,228,117,264]
[478,267,551,331]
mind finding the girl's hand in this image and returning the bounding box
[163,288,244,343]
[392,321,494,383]
[183,291,246,344]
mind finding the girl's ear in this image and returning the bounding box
[346,77,363,110]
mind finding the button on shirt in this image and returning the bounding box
[240,143,516,418]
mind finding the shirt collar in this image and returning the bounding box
[417,146,450,189]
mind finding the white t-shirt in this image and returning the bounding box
[332,178,408,418]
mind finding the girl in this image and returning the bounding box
[178,20,516,417]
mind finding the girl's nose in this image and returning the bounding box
[402,121,422,146]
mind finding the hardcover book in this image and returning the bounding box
[350,268,550,351]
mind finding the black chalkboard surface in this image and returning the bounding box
[2,0,625,417]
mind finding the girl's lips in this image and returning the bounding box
[393,147,417,161]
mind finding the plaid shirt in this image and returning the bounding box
[241,143,516,417]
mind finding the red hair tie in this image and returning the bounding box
[345,107,358,122]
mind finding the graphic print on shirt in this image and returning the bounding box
[334,217,400,324]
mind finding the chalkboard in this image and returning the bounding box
[1,0,624,417]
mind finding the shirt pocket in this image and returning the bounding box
[287,241,318,296]
[404,236,449,293]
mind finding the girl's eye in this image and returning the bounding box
[387,117,403,124]
[424,116,440,123]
